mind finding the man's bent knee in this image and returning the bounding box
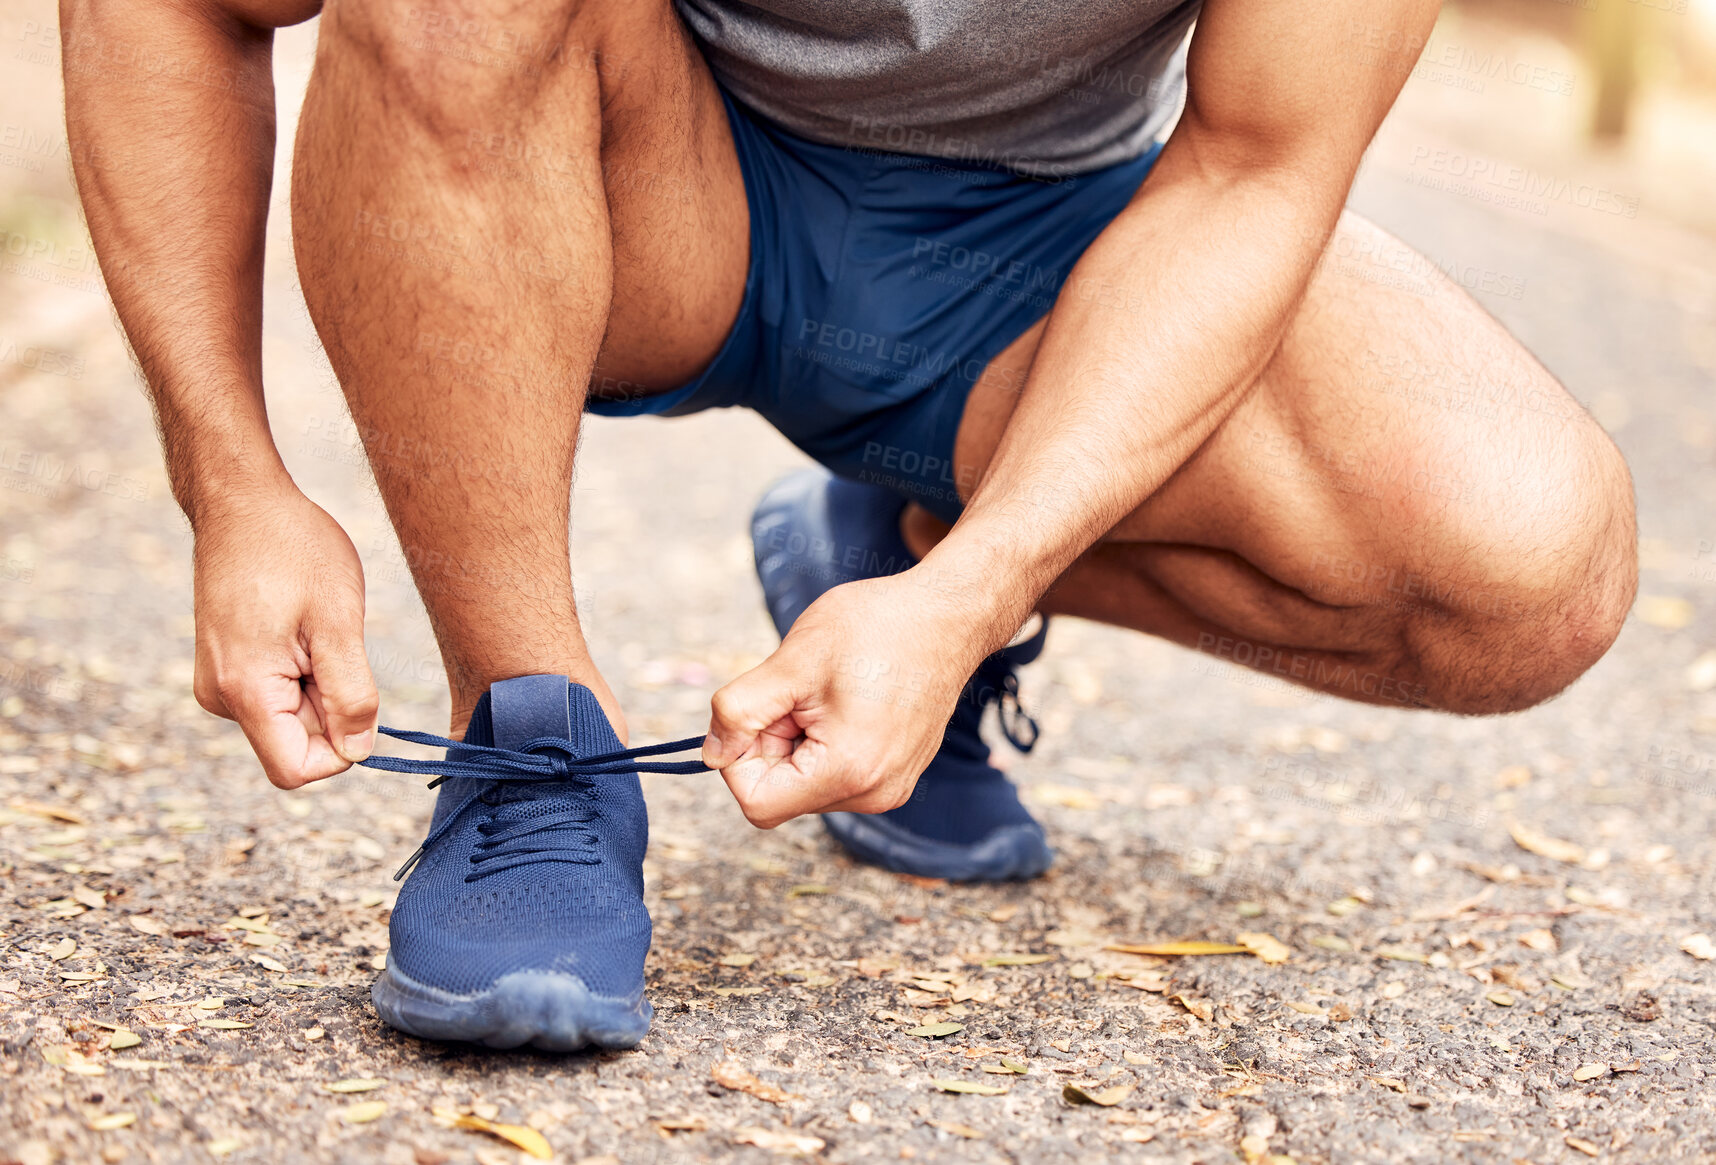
[321,0,647,120]
[1415,432,1636,715]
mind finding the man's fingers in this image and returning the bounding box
[230,670,351,789]
[304,621,379,762]
[721,736,829,829]
[704,663,803,768]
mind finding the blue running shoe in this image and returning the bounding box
[357,675,702,1051]
[752,468,1054,882]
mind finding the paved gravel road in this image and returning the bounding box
[3,6,1716,1163]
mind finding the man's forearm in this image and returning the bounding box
[61,0,293,523]
[923,157,1344,649]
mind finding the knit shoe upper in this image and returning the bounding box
[372,675,654,1050]
[752,467,1053,881]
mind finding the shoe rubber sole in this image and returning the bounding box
[372,960,652,1051]
[822,812,1053,882]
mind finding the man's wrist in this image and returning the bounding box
[910,526,1049,664]
[175,435,298,532]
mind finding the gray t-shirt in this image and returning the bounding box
[676,0,1201,179]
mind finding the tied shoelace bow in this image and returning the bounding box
[356,726,710,883]
[971,657,1040,753]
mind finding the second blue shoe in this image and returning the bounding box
[364,675,655,1051]
[752,468,1054,882]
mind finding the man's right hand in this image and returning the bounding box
[191,487,379,789]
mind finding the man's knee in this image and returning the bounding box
[1415,424,1636,715]
[322,0,638,121]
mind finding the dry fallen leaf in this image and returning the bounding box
[1380,981,1407,999]
[251,955,288,973]
[981,953,1054,967]
[1104,941,1248,957]
[442,1112,552,1159]
[1286,1001,1329,1016]
[324,1079,386,1094]
[1374,946,1426,964]
[1565,1135,1602,1157]
[107,1030,141,1050]
[712,1061,801,1105]
[1519,928,1558,953]
[11,799,85,824]
[719,953,757,967]
[1062,1081,1134,1107]
[1169,994,1213,1021]
[340,1101,388,1124]
[655,1117,707,1135]
[128,915,169,937]
[926,1118,984,1139]
[88,1112,136,1131]
[932,1079,1007,1095]
[1486,991,1516,1007]
[1509,823,1585,865]
[1237,932,1291,965]
[733,1127,825,1156]
[1110,972,1170,992]
[72,884,106,910]
[47,937,76,961]
[1572,1063,1610,1083]
[988,904,1020,923]
[1680,933,1716,960]
[906,1022,964,1038]
[199,1019,252,1030]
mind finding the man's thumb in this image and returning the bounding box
[305,625,380,763]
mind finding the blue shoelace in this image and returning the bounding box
[357,727,710,882]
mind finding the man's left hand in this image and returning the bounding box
[701,570,990,828]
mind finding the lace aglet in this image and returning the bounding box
[393,845,426,882]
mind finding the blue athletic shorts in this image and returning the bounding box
[586,89,1163,526]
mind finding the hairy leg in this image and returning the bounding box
[920,211,1637,714]
[292,0,745,735]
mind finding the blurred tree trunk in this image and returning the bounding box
[1588,0,1643,140]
